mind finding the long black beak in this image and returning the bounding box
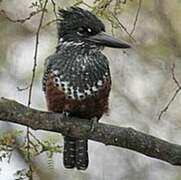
[88,32,131,48]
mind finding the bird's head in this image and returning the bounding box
[57,7,131,49]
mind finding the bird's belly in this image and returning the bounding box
[45,79,111,119]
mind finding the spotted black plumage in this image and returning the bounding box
[43,46,110,100]
[42,6,131,170]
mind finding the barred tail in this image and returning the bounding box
[63,137,89,170]
[63,136,76,168]
[75,139,89,170]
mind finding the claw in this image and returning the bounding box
[90,117,98,132]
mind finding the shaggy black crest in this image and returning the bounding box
[57,7,105,42]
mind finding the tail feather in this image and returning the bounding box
[75,139,88,170]
[63,136,76,168]
[63,137,89,170]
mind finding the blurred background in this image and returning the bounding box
[0,0,181,179]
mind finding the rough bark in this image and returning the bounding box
[0,97,181,166]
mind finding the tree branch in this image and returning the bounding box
[0,97,181,166]
[0,9,43,23]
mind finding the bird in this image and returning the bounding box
[42,7,131,170]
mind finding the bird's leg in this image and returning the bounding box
[62,111,71,121]
[90,117,99,132]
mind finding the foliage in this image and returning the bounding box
[0,130,63,179]
[0,130,22,162]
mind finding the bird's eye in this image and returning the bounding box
[87,28,92,33]
[77,27,93,36]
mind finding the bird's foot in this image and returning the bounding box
[90,117,98,132]
[62,111,71,121]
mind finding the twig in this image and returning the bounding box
[41,0,58,29]
[50,0,57,18]
[130,0,142,35]
[81,2,94,9]
[0,97,181,166]
[42,19,57,29]
[16,86,30,92]
[26,0,48,179]
[158,63,181,120]
[0,9,43,23]
[171,63,181,88]
[27,0,48,106]
[158,88,181,120]
[110,12,136,42]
